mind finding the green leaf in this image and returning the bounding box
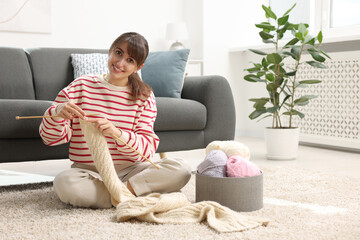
[297,101,309,106]
[255,23,276,31]
[294,110,305,119]
[249,97,270,103]
[308,49,326,62]
[249,49,267,55]
[277,15,289,25]
[320,49,331,59]
[284,38,299,48]
[249,109,267,120]
[244,75,266,82]
[267,53,282,64]
[262,5,277,20]
[250,98,269,110]
[259,31,274,40]
[269,64,286,74]
[261,57,269,68]
[267,83,277,92]
[257,71,265,77]
[295,31,304,41]
[266,73,275,82]
[282,51,297,60]
[245,67,259,73]
[266,106,279,113]
[298,23,307,35]
[254,63,262,68]
[306,61,328,69]
[262,39,275,44]
[294,97,310,105]
[244,74,259,82]
[278,76,284,86]
[285,70,297,76]
[291,46,301,59]
[307,38,315,46]
[304,35,313,44]
[302,95,318,100]
[294,95,317,106]
[282,3,296,17]
[278,32,284,40]
[254,101,267,109]
[317,31,323,44]
[280,94,292,108]
[299,80,322,84]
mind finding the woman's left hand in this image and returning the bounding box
[86,118,122,138]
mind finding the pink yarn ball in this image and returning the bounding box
[226,156,261,177]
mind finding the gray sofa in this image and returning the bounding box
[0,47,236,163]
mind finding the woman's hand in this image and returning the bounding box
[55,102,86,120]
[86,118,122,138]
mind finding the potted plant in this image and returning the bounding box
[244,4,330,160]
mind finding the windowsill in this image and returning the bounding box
[229,34,360,53]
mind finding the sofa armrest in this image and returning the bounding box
[181,75,236,145]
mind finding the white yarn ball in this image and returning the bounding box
[205,141,224,155]
[222,141,250,160]
[206,140,250,160]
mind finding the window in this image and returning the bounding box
[330,0,360,28]
[269,0,360,41]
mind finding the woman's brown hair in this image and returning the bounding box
[109,32,152,101]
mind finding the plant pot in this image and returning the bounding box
[264,127,300,160]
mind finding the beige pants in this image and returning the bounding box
[53,157,192,208]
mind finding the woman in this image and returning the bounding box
[40,32,191,208]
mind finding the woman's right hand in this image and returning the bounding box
[55,102,86,120]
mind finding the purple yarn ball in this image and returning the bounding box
[197,150,228,177]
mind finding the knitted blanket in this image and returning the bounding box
[79,120,269,233]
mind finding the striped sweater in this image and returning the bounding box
[39,75,159,165]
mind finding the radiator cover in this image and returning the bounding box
[291,51,360,151]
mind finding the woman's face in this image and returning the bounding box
[107,41,142,85]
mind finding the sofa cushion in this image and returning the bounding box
[0,47,35,99]
[26,48,108,101]
[141,49,190,98]
[154,97,206,131]
[0,99,53,139]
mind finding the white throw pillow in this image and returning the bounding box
[71,53,109,79]
[71,53,142,79]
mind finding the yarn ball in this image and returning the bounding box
[206,140,250,160]
[226,156,261,178]
[197,150,228,177]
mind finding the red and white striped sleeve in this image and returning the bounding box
[114,92,159,162]
[39,87,73,146]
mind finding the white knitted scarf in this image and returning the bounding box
[79,120,269,233]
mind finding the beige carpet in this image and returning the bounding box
[1,165,359,240]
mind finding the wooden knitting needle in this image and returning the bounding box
[15,114,100,120]
[111,134,160,170]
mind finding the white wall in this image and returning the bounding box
[182,0,203,59]
[0,0,184,51]
[202,0,269,138]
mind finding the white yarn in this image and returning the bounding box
[206,140,251,160]
[79,120,268,232]
[79,119,135,205]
